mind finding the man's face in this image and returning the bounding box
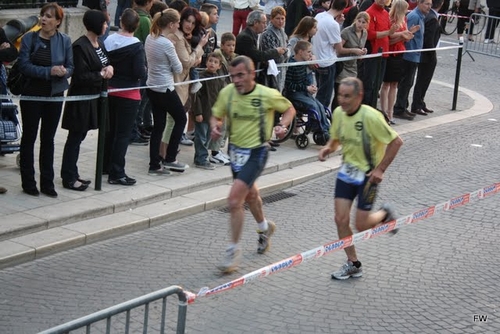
[254,15,267,34]
[418,0,433,14]
[337,84,363,115]
[229,63,255,94]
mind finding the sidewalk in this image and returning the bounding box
[0,79,492,269]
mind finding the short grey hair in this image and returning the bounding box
[247,10,264,26]
[339,77,364,96]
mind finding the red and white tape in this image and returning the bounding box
[184,182,500,304]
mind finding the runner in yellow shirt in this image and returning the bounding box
[211,55,296,273]
[319,77,403,280]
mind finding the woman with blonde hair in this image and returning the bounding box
[145,9,186,175]
[380,0,418,124]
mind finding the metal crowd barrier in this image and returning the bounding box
[465,13,500,59]
[38,285,188,334]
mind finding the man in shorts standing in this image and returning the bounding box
[319,77,403,280]
[211,56,296,273]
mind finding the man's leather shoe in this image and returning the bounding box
[422,107,434,113]
[394,111,415,120]
[413,109,428,116]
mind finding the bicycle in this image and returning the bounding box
[441,2,486,36]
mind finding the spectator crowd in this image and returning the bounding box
[2,0,469,196]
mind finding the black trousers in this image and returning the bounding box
[393,59,418,115]
[412,56,437,111]
[104,96,140,180]
[19,100,63,191]
[146,88,186,170]
[61,130,87,184]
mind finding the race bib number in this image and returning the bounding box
[228,144,251,173]
[337,163,366,185]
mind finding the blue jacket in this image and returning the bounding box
[404,8,426,63]
[18,31,74,95]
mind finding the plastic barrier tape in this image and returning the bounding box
[185,182,500,304]
[0,45,462,101]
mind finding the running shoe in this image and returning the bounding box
[162,160,189,172]
[209,151,230,165]
[331,261,363,280]
[218,247,242,273]
[257,220,276,254]
[180,133,194,146]
[381,202,398,235]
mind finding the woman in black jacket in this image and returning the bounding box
[19,2,74,198]
[60,10,113,191]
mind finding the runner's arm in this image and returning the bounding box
[318,138,341,161]
[368,135,403,183]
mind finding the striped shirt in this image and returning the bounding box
[145,34,183,93]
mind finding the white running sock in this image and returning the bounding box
[257,220,268,231]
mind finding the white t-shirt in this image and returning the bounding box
[311,11,341,68]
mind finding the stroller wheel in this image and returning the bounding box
[295,134,309,149]
[313,131,329,146]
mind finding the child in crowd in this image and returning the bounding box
[193,52,227,169]
[211,32,237,159]
[284,40,330,137]
[214,32,237,85]
[200,3,219,68]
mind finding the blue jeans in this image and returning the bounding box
[315,63,336,109]
[286,91,330,133]
[115,0,132,26]
[194,121,210,165]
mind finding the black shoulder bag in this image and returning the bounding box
[7,32,37,95]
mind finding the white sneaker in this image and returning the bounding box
[209,151,231,165]
[484,39,490,44]
[218,247,242,273]
[186,130,195,141]
[190,81,202,94]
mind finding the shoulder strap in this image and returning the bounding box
[361,108,374,170]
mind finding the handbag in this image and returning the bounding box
[7,32,37,95]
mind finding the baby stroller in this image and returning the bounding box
[0,66,22,167]
[292,101,332,149]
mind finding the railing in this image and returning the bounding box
[464,13,500,59]
[38,285,188,334]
